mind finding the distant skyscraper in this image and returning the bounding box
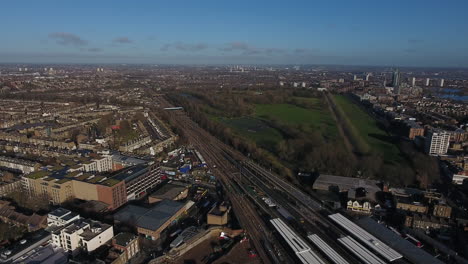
[392,69,400,88]
[353,75,357,81]
[392,69,401,94]
[411,77,416,87]
[440,79,444,87]
[425,78,430,86]
[365,73,370,81]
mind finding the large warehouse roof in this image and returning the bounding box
[329,213,402,262]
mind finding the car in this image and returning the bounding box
[20,239,27,245]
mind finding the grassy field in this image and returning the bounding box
[220,117,283,150]
[255,101,338,140]
[333,95,404,164]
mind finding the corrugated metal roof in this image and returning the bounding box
[356,217,445,264]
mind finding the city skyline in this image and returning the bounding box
[1,0,468,67]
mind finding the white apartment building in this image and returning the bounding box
[47,208,80,227]
[425,129,450,156]
[84,155,113,172]
[72,155,113,173]
[0,156,38,174]
[51,218,113,253]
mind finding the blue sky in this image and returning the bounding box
[1,0,468,66]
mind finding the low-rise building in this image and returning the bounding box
[148,182,189,203]
[312,174,381,201]
[0,156,40,174]
[396,201,428,214]
[105,232,140,264]
[47,207,80,227]
[207,203,230,226]
[407,214,452,230]
[346,200,372,214]
[114,199,194,240]
[51,217,114,253]
[453,171,468,185]
[433,204,452,218]
[0,173,22,197]
[0,201,47,231]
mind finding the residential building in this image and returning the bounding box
[0,156,39,174]
[47,207,80,227]
[81,155,113,172]
[346,200,372,214]
[106,232,140,264]
[112,163,161,200]
[0,201,47,231]
[449,128,468,143]
[425,129,450,156]
[23,170,127,210]
[403,120,424,140]
[119,136,151,152]
[396,201,428,214]
[0,175,22,197]
[51,217,114,253]
[407,214,451,230]
[433,204,452,218]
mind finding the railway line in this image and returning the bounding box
[154,95,411,264]
[157,102,285,263]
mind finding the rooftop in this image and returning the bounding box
[357,217,444,264]
[149,182,187,200]
[114,200,186,231]
[49,208,71,218]
[313,174,381,193]
[113,232,137,247]
[112,164,149,183]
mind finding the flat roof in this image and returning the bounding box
[49,208,71,218]
[112,164,148,182]
[356,217,444,264]
[150,183,186,200]
[113,232,137,247]
[329,213,402,262]
[270,218,326,264]
[313,174,381,193]
[114,200,185,231]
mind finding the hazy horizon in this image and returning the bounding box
[2,0,468,67]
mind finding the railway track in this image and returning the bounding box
[156,102,279,264]
[154,96,360,264]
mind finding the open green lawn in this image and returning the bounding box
[334,95,404,164]
[255,101,338,140]
[220,117,283,150]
